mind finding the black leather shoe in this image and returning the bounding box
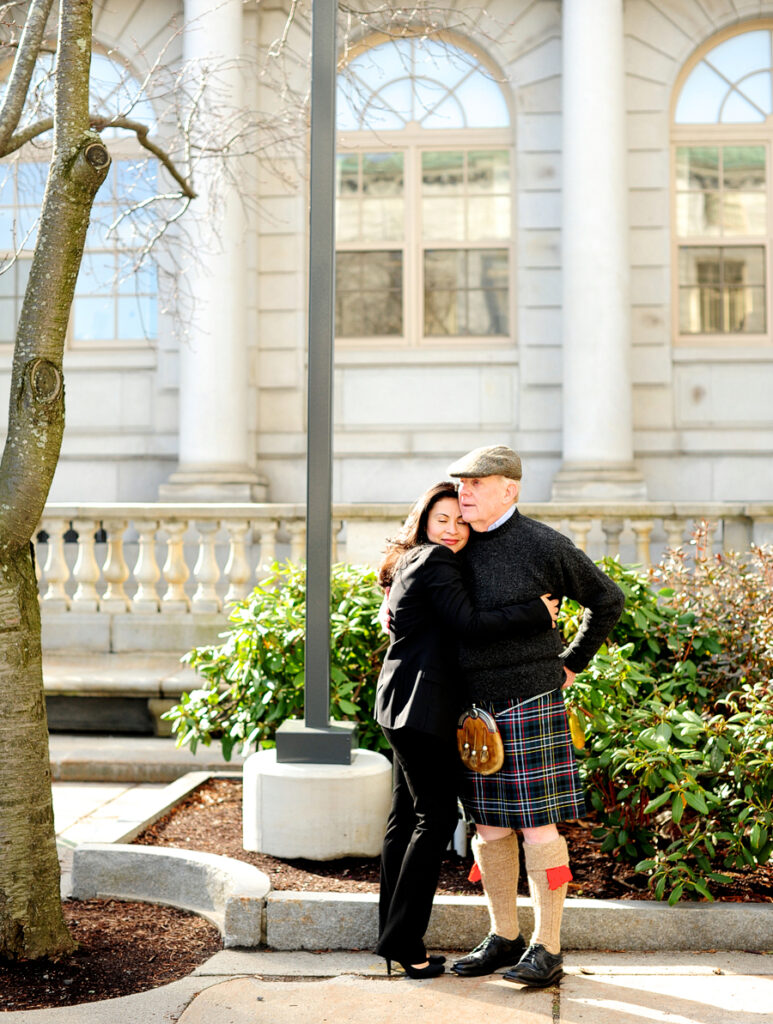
[451,933,526,976]
[503,943,564,987]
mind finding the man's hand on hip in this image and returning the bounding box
[561,667,576,690]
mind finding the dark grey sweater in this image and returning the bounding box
[458,509,625,701]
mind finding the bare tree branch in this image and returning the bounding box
[0,0,54,152]
[90,116,197,198]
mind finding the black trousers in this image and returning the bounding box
[376,725,460,963]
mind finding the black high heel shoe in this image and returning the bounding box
[385,958,445,979]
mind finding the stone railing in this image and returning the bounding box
[35,500,773,652]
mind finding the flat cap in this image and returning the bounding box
[447,444,522,480]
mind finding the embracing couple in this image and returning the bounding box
[374,445,624,986]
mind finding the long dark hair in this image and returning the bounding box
[378,481,459,588]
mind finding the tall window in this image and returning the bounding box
[673,25,773,343]
[0,52,158,348]
[335,36,512,345]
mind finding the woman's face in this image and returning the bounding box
[426,496,470,553]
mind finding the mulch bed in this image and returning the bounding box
[134,777,773,903]
[4,775,772,1013]
[0,899,221,1012]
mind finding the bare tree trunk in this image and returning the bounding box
[0,0,110,960]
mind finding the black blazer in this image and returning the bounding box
[375,543,551,738]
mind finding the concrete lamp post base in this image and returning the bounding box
[242,748,392,860]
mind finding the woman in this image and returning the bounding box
[374,482,558,978]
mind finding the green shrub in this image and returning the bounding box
[164,561,389,759]
[565,551,773,903]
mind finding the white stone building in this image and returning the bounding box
[4,0,773,507]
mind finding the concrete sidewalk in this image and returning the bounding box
[4,950,772,1023]
[40,746,773,1023]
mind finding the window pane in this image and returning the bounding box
[421,152,464,194]
[678,246,766,333]
[424,249,508,336]
[468,249,509,290]
[721,90,766,123]
[118,261,157,295]
[468,196,510,240]
[362,290,401,335]
[725,286,765,332]
[424,249,461,289]
[118,295,156,339]
[424,289,460,335]
[336,201,359,242]
[0,297,15,341]
[676,192,721,236]
[721,246,765,285]
[335,251,402,336]
[675,63,727,124]
[336,155,359,197]
[675,147,719,190]
[16,207,38,248]
[0,209,13,248]
[73,297,113,340]
[422,197,465,240]
[77,252,114,294]
[468,288,508,335]
[723,145,765,189]
[679,247,720,285]
[16,162,47,204]
[361,153,403,196]
[467,151,510,192]
[679,286,721,333]
[336,291,363,336]
[362,197,403,241]
[722,192,766,234]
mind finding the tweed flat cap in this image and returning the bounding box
[447,444,522,480]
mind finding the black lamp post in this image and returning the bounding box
[275,0,357,764]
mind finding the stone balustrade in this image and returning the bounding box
[35,500,773,733]
[34,500,773,628]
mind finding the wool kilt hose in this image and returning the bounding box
[460,690,586,829]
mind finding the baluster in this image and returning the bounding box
[664,517,687,551]
[631,519,655,568]
[567,517,592,553]
[331,519,343,564]
[132,519,161,613]
[541,517,565,538]
[192,520,222,613]
[161,520,190,612]
[254,520,278,580]
[224,519,251,605]
[41,518,71,611]
[101,518,130,613]
[601,517,625,558]
[287,520,306,563]
[697,519,718,560]
[71,519,101,611]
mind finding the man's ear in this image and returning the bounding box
[505,479,520,504]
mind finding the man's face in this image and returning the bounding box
[457,475,519,531]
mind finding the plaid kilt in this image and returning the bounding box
[460,690,586,829]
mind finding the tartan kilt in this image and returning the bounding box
[460,690,587,829]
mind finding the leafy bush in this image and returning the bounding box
[164,561,389,759]
[565,549,773,903]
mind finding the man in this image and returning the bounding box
[447,445,624,987]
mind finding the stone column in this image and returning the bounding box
[160,0,266,501]
[551,0,646,500]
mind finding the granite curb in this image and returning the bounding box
[62,770,773,953]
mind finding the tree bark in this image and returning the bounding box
[0,0,110,960]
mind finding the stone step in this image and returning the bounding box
[49,733,244,783]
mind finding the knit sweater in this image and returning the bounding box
[458,509,625,701]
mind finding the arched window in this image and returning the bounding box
[672,25,773,343]
[335,36,512,345]
[0,52,158,348]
